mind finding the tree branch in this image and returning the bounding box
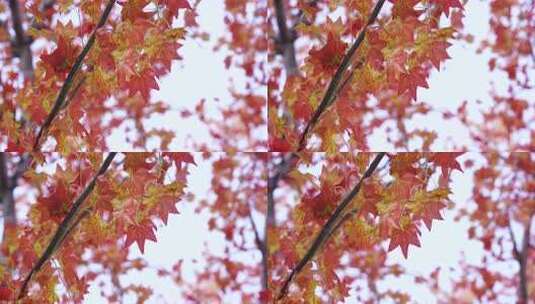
[267,153,297,226]
[247,204,267,290]
[273,0,299,76]
[18,152,117,300]
[7,0,33,79]
[296,0,386,151]
[0,153,16,228]
[277,152,386,299]
[518,212,533,303]
[33,0,116,151]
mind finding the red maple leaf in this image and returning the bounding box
[388,222,421,258]
[155,195,179,225]
[429,152,464,172]
[268,136,292,152]
[416,200,446,230]
[431,0,463,17]
[164,152,196,166]
[391,0,423,19]
[125,220,157,253]
[40,36,80,75]
[126,68,159,100]
[309,32,348,73]
[124,153,155,171]
[0,284,12,301]
[398,67,429,101]
[427,41,451,70]
[160,0,191,18]
[40,181,71,221]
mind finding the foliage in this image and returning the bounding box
[0,0,533,303]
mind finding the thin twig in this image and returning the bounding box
[277,152,386,299]
[518,212,533,303]
[247,204,267,290]
[296,0,386,151]
[18,153,117,299]
[33,0,116,151]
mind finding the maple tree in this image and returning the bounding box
[268,0,532,151]
[0,152,194,301]
[0,0,533,303]
[264,0,533,302]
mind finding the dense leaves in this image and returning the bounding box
[0,153,193,301]
[0,0,194,151]
[0,0,533,303]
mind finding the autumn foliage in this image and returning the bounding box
[0,0,533,303]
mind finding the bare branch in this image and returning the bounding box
[508,213,521,262]
[33,0,117,151]
[296,0,387,151]
[247,204,267,290]
[518,213,533,303]
[18,152,117,300]
[277,152,386,299]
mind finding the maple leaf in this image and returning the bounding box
[160,0,191,18]
[431,0,463,17]
[124,153,155,171]
[390,0,423,19]
[388,222,421,258]
[427,41,452,70]
[269,136,293,152]
[125,68,160,100]
[164,152,196,166]
[309,32,348,73]
[0,284,12,301]
[429,152,464,172]
[40,36,80,75]
[416,200,446,230]
[121,0,153,21]
[155,195,179,225]
[125,220,157,254]
[398,67,429,101]
[40,181,71,220]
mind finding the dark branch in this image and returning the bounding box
[247,204,267,290]
[18,153,117,300]
[265,152,297,292]
[518,213,533,303]
[277,152,386,299]
[0,153,16,227]
[296,0,386,151]
[508,209,534,304]
[273,0,298,76]
[7,0,33,78]
[508,215,521,261]
[267,153,297,227]
[33,0,116,151]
